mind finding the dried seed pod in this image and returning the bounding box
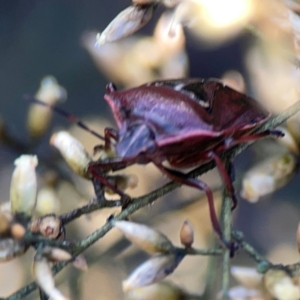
[185,0,254,42]
[42,246,72,262]
[241,153,296,202]
[114,221,174,254]
[153,12,185,52]
[179,220,194,248]
[38,215,61,239]
[10,223,26,239]
[231,266,263,289]
[33,253,69,300]
[125,282,185,300]
[29,214,61,239]
[27,76,67,138]
[10,155,38,217]
[50,131,91,178]
[221,70,245,93]
[123,253,184,291]
[96,4,156,45]
[0,238,27,262]
[264,269,300,300]
[105,174,138,195]
[35,187,60,216]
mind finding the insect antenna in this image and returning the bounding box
[24,94,105,141]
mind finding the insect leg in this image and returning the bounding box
[231,129,284,145]
[88,158,134,205]
[154,163,225,243]
[93,128,119,155]
[104,128,118,150]
[209,152,237,210]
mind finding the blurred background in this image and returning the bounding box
[1,0,300,299]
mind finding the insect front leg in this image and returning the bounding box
[154,163,227,245]
[93,128,119,156]
[104,128,118,151]
[88,158,134,206]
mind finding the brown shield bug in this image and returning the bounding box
[27,78,281,242]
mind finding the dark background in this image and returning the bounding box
[0,0,245,124]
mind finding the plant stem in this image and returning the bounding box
[220,161,232,300]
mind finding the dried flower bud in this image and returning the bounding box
[42,246,72,262]
[105,174,138,195]
[178,0,254,43]
[123,253,184,291]
[264,269,300,300]
[10,155,38,217]
[179,220,194,248]
[27,76,67,138]
[231,266,262,289]
[50,131,91,178]
[114,221,174,254]
[33,253,69,300]
[39,215,61,239]
[72,254,88,271]
[96,5,156,45]
[221,70,245,93]
[10,223,26,239]
[241,153,296,202]
[36,76,67,104]
[35,187,60,216]
[0,238,27,262]
[125,282,184,300]
[153,12,185,52]
[29,214,61,239]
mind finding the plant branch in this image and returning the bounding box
[220,161,232,300]
[232,230,300,277]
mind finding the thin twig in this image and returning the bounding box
[232,230,300,277]
[220,161,232,300]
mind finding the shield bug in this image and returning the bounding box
[87,78,282,241]
[28,78,281,242]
